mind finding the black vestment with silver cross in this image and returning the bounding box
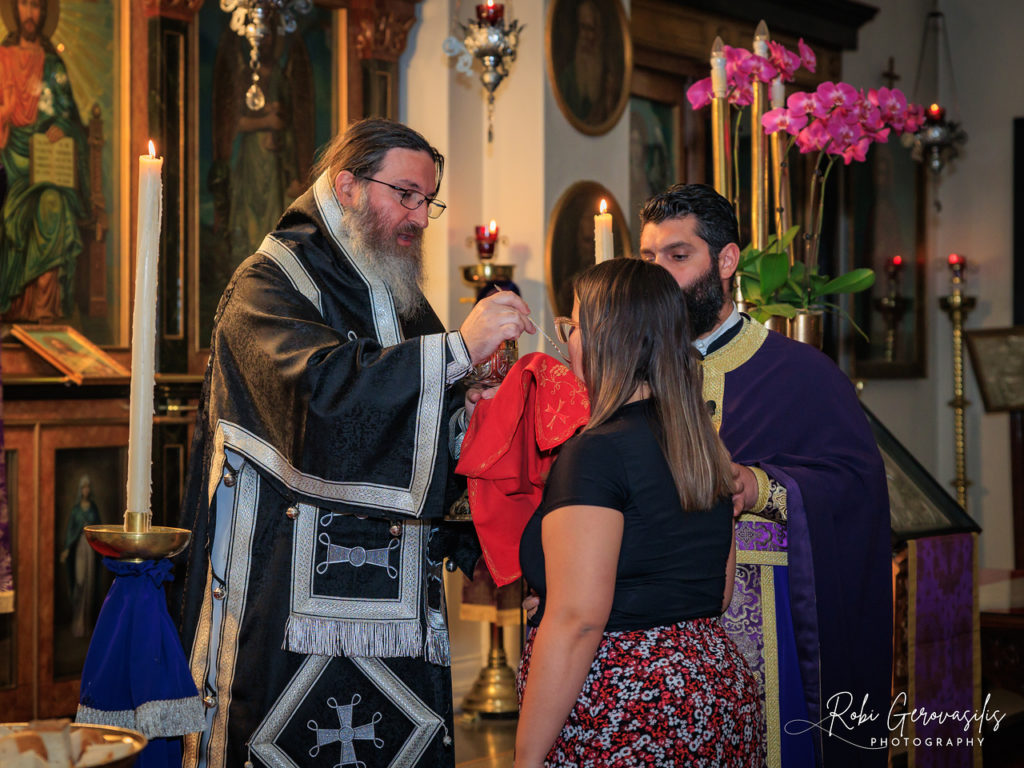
[172,172,478,768]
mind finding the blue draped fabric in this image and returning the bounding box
[77,558,204,768]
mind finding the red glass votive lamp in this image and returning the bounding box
[886,255,903,280]
[475,1,505,25]
[475,220,499,259]
[947,252,966,285]
[927,103,947,122]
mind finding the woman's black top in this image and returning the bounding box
[519,399,733,632]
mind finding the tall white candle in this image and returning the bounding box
[753,19,769,58]
[594,199,613,263]
[126,142,163,521]
[710,36,727,98]
[771,77,786,109]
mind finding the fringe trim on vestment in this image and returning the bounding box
[284,615,424,658]
[424,625,450,666]
[77,696,206,738]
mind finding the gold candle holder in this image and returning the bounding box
[938,253,975,511]
[709,37,732,205]
[769,78,793,264]
[712,97,732,201]
[750,21,770,251]
[461,623,519,717]
[85,510,191,562]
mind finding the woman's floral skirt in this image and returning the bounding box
[516,616,765,767]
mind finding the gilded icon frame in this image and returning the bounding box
[546,0,633,136]
[545,181,632,318]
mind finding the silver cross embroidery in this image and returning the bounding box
[316,533,400,578]
[307,694,383,768]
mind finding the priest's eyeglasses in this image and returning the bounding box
[553,317,578,344]
[357,176,447,219]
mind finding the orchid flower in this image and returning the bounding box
[798,38,816,73]
[825,113,864,154]
[869,87,910,132]
[904,103,926,133]
[762,106,808,136]
[739,54,779,85]
[730,83,754,108]
[687,78,714,110]
[787,91,816,117]
[795,120,830,153]
[767,41,801,81]
[841,136,872,165]
[813,82,860,119]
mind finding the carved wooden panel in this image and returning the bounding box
[631,0,842,87]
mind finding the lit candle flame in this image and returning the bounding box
[148,140,156,158]
[487,0,494,7]
[489,219,497,234]
[599,199,608,215]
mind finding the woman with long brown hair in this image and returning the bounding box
[515,258,763,767]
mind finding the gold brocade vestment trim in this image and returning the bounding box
[700,317,769,432]
[701,318,784,768]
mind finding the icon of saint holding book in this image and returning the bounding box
[0,0,89,323]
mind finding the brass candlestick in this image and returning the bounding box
[709,37,731,203]
[750,21,770,252]
[938,254,976,511]
[461,623,519,717]
[875,257,909,362]
[85,512,191,562]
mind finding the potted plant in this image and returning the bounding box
[687,38,925,346]
[735,225,876,346]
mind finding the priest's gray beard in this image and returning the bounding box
[346,195,426,320]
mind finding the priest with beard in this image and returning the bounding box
[173,119,533,768]
[639,184,892,768]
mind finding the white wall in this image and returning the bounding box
[844,0,1023,568]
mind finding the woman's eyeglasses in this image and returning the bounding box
[553,317,578,345]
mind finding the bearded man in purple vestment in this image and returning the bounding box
[638,184,892,768]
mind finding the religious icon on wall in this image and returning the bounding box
[628,97,678,251]
[10,323,129,384]
[545,181,631,318]
[0,0,121,344]
[849,141,926,378]
[546,0,633,136]
[196,2,337,347]
[52,446,126,680]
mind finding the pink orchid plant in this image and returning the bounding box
[686,38,925,331]
[761,81,924,269]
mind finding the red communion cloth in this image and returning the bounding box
[456,352,589,586]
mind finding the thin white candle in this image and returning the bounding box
[594,199,614,263]
[126,141,162,525]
